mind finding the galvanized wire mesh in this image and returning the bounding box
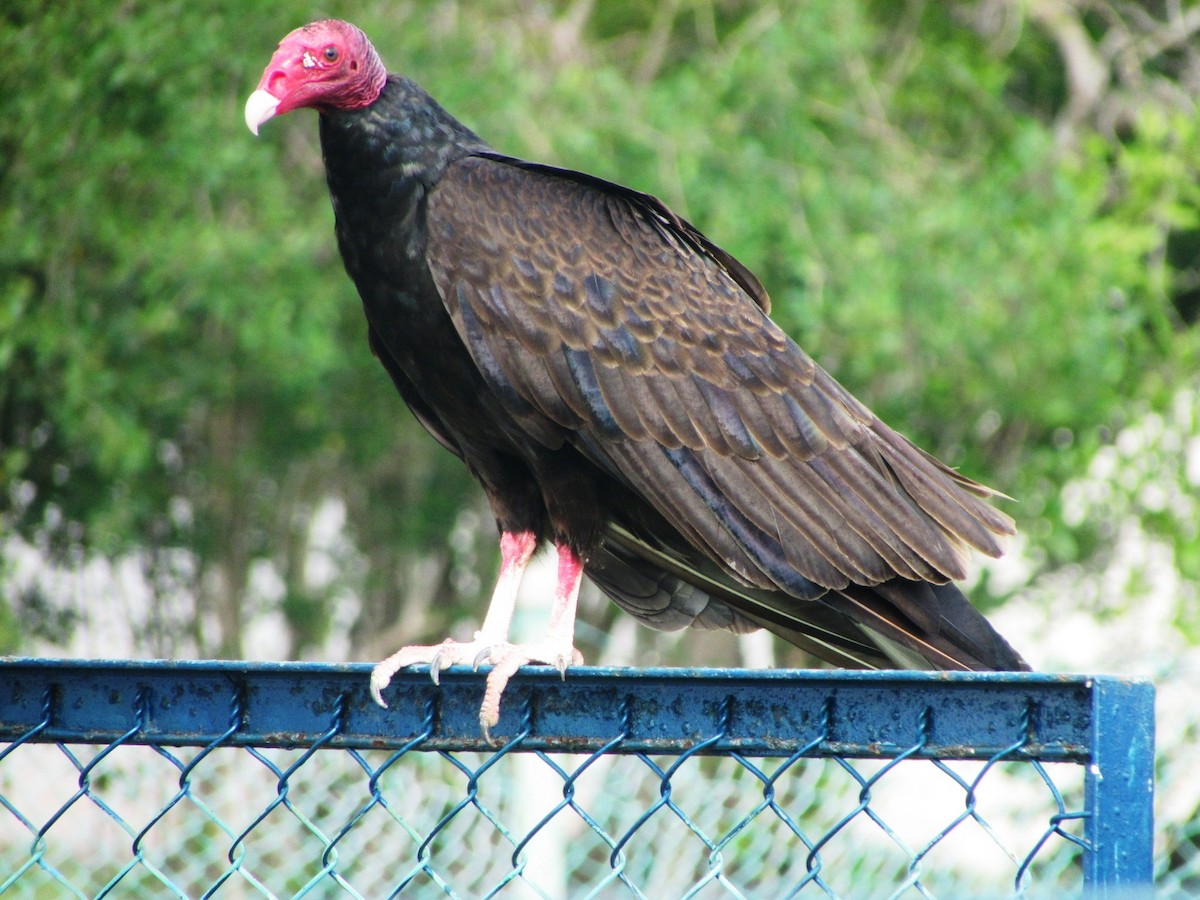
[0,662,1152,898]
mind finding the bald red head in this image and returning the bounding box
[245,20,388,134]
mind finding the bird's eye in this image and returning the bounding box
[323,45,339,62]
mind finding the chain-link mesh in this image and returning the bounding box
[0,662,1152,898]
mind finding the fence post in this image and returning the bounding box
[1084,675,1155,896]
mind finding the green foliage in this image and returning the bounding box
[0,0,461,653]
[1,0,1197,656]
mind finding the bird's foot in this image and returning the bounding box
[369,636,583,742]
[476,639,584,740]
[369,636,504,707]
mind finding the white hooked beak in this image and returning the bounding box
[244,90,281,136]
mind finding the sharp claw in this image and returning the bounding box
[429,663,441,687]
[370,680,389,709]
[473,647,492,670]
[479,700,501,746]
[369,661,396,709]
[556,657,569,680]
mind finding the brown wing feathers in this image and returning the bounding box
[426,154,1023,669]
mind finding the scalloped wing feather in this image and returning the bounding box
[424,155,1015,599]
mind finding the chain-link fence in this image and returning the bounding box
[0,660,1153,897]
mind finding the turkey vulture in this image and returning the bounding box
[246,20,1029,732]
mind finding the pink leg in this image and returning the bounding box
[477,543,585,738]
[369,530,538,707]
[477,531,540,643]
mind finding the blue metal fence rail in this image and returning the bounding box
[0,660,1154,897]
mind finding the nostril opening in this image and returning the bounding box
[267,70,288,94]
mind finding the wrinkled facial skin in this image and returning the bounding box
[245,21,381,134]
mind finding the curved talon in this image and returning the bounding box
[369,659,397,708]
[473,647,493,670]
[429,655,443,686]
[369,675,390,709]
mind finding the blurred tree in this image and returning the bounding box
[0,0,1196,664]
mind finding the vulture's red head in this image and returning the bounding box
[245,20,387,134]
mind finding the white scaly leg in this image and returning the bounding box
[477,542,585,738]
